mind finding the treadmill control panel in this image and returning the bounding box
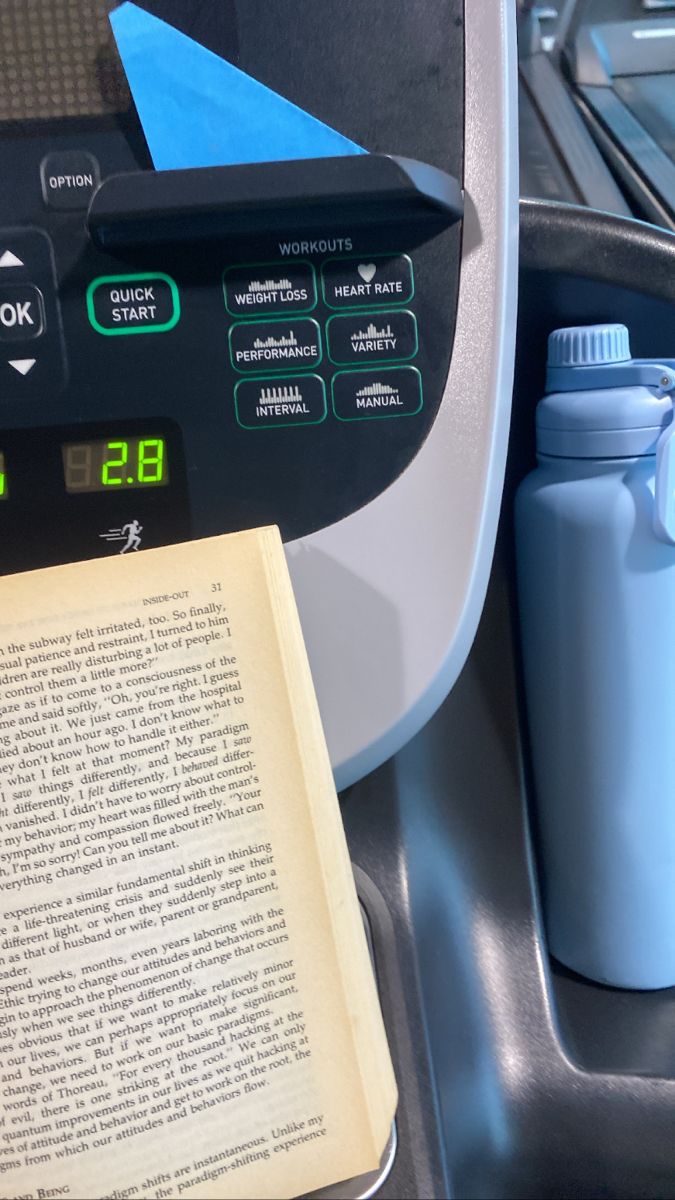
[0,0,464,574]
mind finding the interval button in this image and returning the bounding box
[235,375,327,429]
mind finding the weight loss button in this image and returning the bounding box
[87,273,180,335]
[224,261,316,317]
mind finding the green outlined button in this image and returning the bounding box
[235,374,326,429]
[321,253,414,309]
[332,366,423,421]
[86,273,180,335]
[327,309,418,366]
[224,260,316,318]
[229,317,322,373]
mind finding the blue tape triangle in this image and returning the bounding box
[110,2,365,171]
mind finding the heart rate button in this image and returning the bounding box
[322,254,413,309]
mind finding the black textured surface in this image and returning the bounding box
[0,0,127,121]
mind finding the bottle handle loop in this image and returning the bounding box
[654,379,675,544]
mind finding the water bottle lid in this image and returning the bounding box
[547,324,631,369]
[538,324,673,458]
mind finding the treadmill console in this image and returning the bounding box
[0,0,517,786]
[0,0,463,571]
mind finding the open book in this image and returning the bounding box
[0,528,396,1200]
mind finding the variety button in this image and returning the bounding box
[235,375,327,429]
[40,150,101,211]
[332,367,423,421]
[0,285,44,341]
[327,309,417,365]
[224,261,316,317]
[87,273,180,335]
[229,318,321,372]
[322,254,413,309]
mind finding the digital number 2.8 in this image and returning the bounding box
[102,438,165,486]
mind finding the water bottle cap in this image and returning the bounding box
[538,324,673,458]
[547,324,631,369]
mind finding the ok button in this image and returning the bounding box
[0,285,44,341]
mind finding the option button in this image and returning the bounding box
[41,151,101,211]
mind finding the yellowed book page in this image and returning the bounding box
[0,529,396,1200]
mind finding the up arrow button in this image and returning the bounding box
[0,251,24,268]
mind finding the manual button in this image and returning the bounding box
[0,285,44,341]
[87,273,180,335]
[332,366,423,421]
[224,261,316,317]
[235,374,326,429]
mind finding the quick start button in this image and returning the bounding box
[224,261,316,317]
[86,273,180,335]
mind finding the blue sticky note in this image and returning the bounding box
[109,2,365,170]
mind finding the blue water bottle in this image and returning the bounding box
[516,324,675,989]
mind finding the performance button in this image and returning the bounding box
[327,309,417,365]
[86,273,180,335]
[235,375,326,429]
[229,318,321,372]
[224,261,316,317]
[0,285,44,341]
[332,367,423,421]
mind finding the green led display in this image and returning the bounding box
[62,438,168,493]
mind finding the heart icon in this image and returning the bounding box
[357,263,377,283]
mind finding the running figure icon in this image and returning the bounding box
[120,519,143,553]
